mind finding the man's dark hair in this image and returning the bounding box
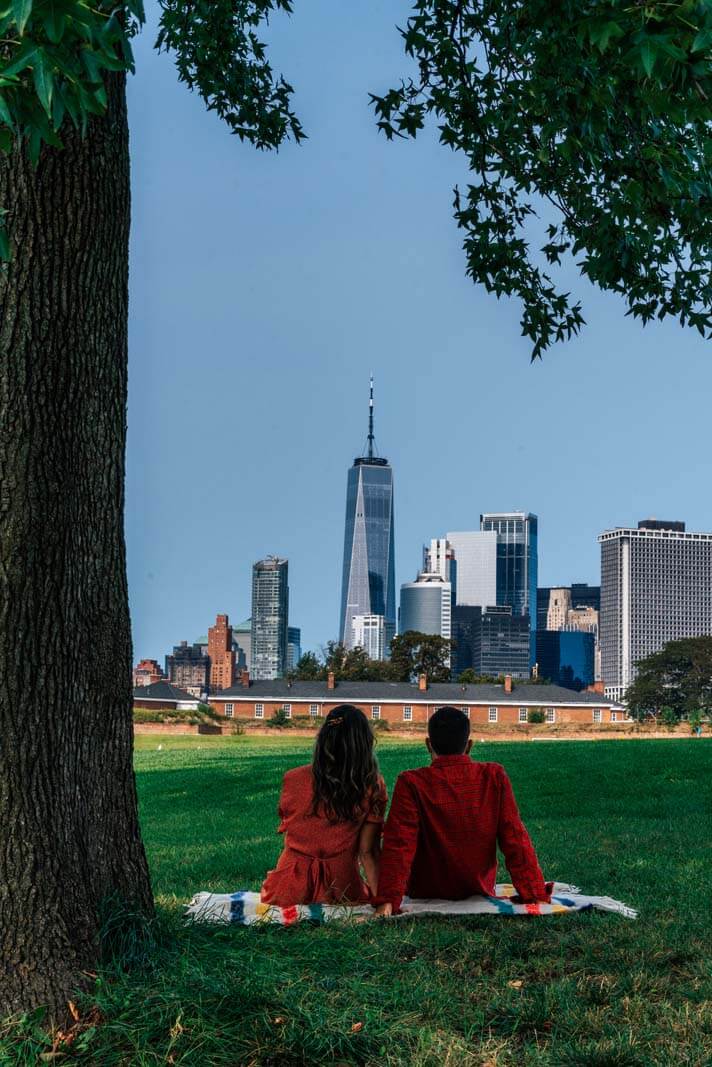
[428,705,471,755]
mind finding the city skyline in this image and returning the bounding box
[125,0,712,665]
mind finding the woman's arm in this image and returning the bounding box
[357,820,382,896]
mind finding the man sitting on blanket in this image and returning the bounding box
[374,706,552,916]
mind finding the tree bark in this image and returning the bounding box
[0,72,153,1020]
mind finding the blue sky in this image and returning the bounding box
[126,0,712,664]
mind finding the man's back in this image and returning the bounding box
[376,754,548,911]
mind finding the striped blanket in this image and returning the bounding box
[185,882,637,925]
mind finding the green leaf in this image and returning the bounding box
[32,50,53,116]
[691,28,712,53]
[0,127,12,151]
[2,41,37,77]
[12,0,32,34]
[43,4,65,45]
[640,39,657,77]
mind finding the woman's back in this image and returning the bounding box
[260,706,387,905]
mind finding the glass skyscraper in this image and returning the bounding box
[339,381,396,649]
[250,557,289,680]
[480,512,538,666]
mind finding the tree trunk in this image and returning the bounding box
[0,72,153,1020]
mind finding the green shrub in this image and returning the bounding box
[660,706,678,730]
[266,707,294,729]
[528,709,545,724]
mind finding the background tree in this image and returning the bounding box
[292,651,322,680]
[389,631,454,683]
[625,637,712,721]
[456,669,498,684]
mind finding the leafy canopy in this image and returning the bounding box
[291,631,454,683]
[3,0,712,354]
[371,0,712,356]
[0,0,303,257]
[625,636,712,720]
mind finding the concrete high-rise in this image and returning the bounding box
[165,640,209,695]
[480,512,538,665]
[351,614,386,660]
[445,531,497,607]
[251,557,289,680]
[599,519,712,701]
[339,379,396,650]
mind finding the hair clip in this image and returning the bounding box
[327,716,344,727]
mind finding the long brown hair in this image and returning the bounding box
[311,705,380,822]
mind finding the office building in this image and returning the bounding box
[599,518,712,701]
[132,659,165,688]
[251,556,289,680]
[538,583,600,630]
[536,630,595,691]
[546,587,571,630]
[287,626,302,672]
[339,379,396,648]
[571,583,600,612]
[351,614,386,660]
[480,606,530,679]
[165,641,210,696]
[423,538,457,591]
[480,512,538,664]
[208,613,236,691]
[399,573,452,643]
[451,605,482,677]
[445,530,497,607]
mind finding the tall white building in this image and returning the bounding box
[423,538,455,584]
[445,530,497,607]
[351,614,386,661]
[599,519,712,702]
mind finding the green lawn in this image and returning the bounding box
[4,736,712,1065]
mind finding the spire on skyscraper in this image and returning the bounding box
[367,375,375,459]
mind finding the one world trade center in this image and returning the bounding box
[339,380,396,653]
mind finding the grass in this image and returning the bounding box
[2,735,712,1065]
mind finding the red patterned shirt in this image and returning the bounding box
[376,755,549,911]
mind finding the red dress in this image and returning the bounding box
[261,764,387,905]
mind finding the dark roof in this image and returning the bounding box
[213,679,622,708]
[133,681,198,702]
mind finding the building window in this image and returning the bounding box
[309,703,319,717]
[611,711,618,722]
[255,703,264,719]
[545,707,555,723]
[488,706,498,723]
[371,706,381,720]
[403,706,412,721]
[592,708,602,723]
[461,706,470,718]
[518,707,528,723]
[225,703,234,719]
[283,703,292,719]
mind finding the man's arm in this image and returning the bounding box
[373,774,421,914]
[496,767,550,903]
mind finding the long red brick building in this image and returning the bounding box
[209,673,626,726]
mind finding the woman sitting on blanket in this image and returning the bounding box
[261,704,387,906]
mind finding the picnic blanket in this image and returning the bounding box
[185,882,637,925]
